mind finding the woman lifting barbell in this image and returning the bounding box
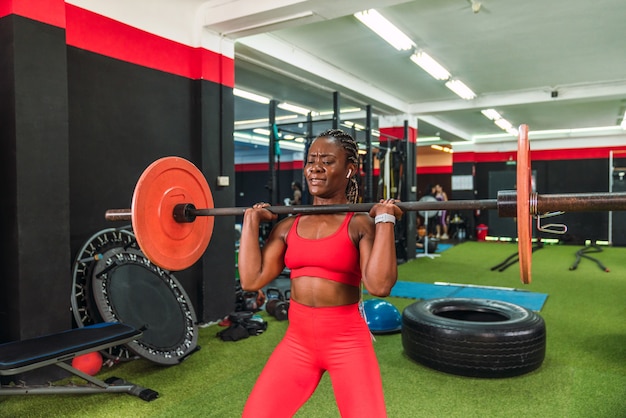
[238,129,402,418]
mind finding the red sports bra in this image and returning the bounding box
[284,213,361,287]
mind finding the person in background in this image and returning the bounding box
[435,184,449,239]
[239,128,402,417]
[289,181,302,205]
[425,184,440,237]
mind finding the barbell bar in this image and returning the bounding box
[104,125,626,283]
[106,192,626,221]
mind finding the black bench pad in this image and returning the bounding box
[0,323,140,375]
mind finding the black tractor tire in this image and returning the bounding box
[402,298,546,378]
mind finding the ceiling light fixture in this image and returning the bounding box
[445,79,477,100]
[506,127,519,136]
[252,128,271,136]
[494,118,513,131]
[233,88,270,104]
[234,132,305,151]
[341,121,365,131]
[318,107,362,116]
[416,136,441,143]
[481,108,517,136]
[278,102,312,115]
[354,9,415,51]
[430,144,453,153]
[621,110,626,129]
[410,51,450,80]
[234,115,298,126]
[480,108,502,121]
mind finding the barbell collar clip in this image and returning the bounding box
[173,203,197,223]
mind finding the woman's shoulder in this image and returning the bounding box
[270,215,298,239]
[349,212,375,228]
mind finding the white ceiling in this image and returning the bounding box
[215,0,626,152]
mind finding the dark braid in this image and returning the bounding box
[316,129,360,203]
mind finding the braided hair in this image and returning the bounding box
[316,129,360,203]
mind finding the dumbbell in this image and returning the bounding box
[265,287,289,321]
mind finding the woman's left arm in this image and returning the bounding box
[357,200,403,297]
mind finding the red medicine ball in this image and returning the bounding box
[71,351,103,376]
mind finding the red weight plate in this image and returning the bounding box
[131,157,214,271]
[517,125,532,284]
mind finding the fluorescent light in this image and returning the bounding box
[416,136,440,143]
[234,115,298,126]
[506,127,519,136]
[445,79,476,100]
[430,144,453,153]
[354,9,415,51]
[318,107,362,116]
[252,128,271,136]
[233,88,270,104]
[410,51,450,80]
[342,121,365,131]
[481,109,502,121]
[621,110,626,129]
[234,132,305,151]
[278,102,312,115]
[481,108,517,134]
[494,118,513,131]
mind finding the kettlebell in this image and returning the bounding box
[265,287,289,321]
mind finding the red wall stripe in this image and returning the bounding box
[235,161,303,172]
[234,163,450,177]
[378,126,417,143]
[65,4,234,86]
[454,146,626,164]
[1,0,65,28]
[417,165,453,174]
[0,2,11,19]
[237,145,625,173]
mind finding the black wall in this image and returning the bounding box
[1,15,71,343]
[1,13,235,357]
[67,47,235,323]
[472,158,611,243]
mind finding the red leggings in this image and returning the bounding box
[243,300,387,418]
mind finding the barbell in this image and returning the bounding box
[105,125,626,283]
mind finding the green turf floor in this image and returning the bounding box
[1,242,625,417]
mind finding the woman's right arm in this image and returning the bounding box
[238,205,289,292]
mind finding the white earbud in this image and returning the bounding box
[346,169,352,178]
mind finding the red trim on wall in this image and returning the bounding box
[454,146,626,164]
[379,127,403,142]
[417,165,453,174]
[65,4,234,86]
[2,0,65,28]
[0,3,11,19]
[236,161,303,172]
[201,48,235,88]
[379,126,417,143]
[235,163,449,176]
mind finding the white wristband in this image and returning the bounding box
[374,213,396,225]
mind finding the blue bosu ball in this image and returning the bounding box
[363,299,402,334]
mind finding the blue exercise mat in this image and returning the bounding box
[416,243,454,254]
[385,281,549,311]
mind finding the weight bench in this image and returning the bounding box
[0,322,158,401]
